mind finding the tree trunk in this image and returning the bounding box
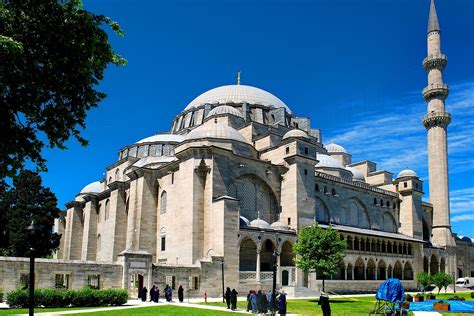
[322,278,325,292]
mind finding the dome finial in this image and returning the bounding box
[237,70,241,85]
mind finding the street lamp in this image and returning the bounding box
[220,259,225,303]
[26,221,39,316]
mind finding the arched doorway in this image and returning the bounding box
[260,239,275,272]
[440,258,446,273]
[282,270,289,286]
[404,262,413,280]
[378,260,387,280]
[354,258,365,280]
[367,259,376,280]
[430,255,439,274]
[393,261,403,279]
[130,273,144,299]
[239,238,257,271]
[423,256,429,273]
[280,241,295,286]
[347,263,353,280]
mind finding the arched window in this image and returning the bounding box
[104,199,110,220]
[160,227,166,251]
[160,191,167,214]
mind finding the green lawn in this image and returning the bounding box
[0,306,97,315]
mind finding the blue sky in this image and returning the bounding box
[40,0,474,236]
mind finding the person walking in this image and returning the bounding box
[225,287,231,309]
[164,284,172,302]
[230,288,238,310]
[278,290,287,315]
[156,288,160,303]
[256,290,263,313]
[149,285,156,302]
[178,285,184,303]
[261,290,268,314]
[140,286,147,302]
[250,290,257,313]
[246,290,252,312]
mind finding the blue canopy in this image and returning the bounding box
[375,278,405,303]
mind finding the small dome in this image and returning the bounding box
[270,221,290,230]
[345,166,365,182]
[184,84,291,114]
[316,153,344,169]
[80,181,102,194]
[185,122,249,144]
[240,216,250,227]
[325,142,347,154]
[206,105,242,118]
[250,218,271,229]
[282,129,309,140]
[136,134,184,144]
[397,169,418,178]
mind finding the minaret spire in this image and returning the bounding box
[428,0,440,33]
[422,0,454,247]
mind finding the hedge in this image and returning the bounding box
[7,288,128,308]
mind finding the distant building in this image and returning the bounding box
[1,0,472,296]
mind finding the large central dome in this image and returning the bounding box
[184,84,292,114]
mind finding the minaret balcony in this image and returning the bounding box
[423,54,447,71]
[422,111,451,129]
[422,83,449,101]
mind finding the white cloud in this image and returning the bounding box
[451,214,474,223]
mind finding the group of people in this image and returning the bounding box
[246,289,287,315]
[224,287,239,310]
[137,284,185,303]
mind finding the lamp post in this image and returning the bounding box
[452,272,456,293]
[26,221,39,316]
[220,258,225,303]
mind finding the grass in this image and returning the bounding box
[66,305,241,315]
[0,306,97,315]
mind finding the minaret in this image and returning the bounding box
[422,0,454,247]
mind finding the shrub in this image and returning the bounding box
[6,288,129,308]
[471,292,474,299]
[417,272,431,292]
[415,293,424,297]
[431,272,453,294]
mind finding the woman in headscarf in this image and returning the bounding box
[178,285,184,303]
[225,287,231,309]
[230,288,238,310]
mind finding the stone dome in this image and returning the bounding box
[282,129,309,140]
[184,84,292,114]
[136,134,184,144]
[250,218,271,229]
[325,142,348,154]
[346,166,365,182]
[397,169,418,178]
[206,105,242,118]
[80,181,102,194]
[270,221,290,230]
[185,122,249,144]
[316,153,344,169]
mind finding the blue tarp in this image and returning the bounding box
[409,300,474,313]
[375,278,405,303]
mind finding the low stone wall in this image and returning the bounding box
[0,256,123,296]
[314,280,418,293]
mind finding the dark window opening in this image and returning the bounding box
[161,237,166,251]
[304,147,309,155]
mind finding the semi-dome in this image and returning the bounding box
[325,142,348,154]
[397,169,418,178]
[270,221,290,230]
[345,166,365,182]
[240,216,250,227]
[184,84,292,114]
[250,218,271,229]
[206,105,242,118]
[316,153,345,169]
[80,181,102,194]
[185,122,249,144]
[136,134,184,144]
[282,129,309,140]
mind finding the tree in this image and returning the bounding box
[0,170,61,257]
[417,272,432,293]
[293,224,347,292]
[0,0,126,179]
[432,272,453,294]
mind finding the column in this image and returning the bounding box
[256,251,261,282]
[276,255,281,285]
[352,266,355,280]
[345,268,348,280]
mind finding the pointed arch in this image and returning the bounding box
[430,254,439,274]
[393,261,403,279]
[315,197,330,224]
[344,197,370,229]
[280,240,295,267]
[239,238,257,271]
[367,258,376,280]
[423,256,429,273]
[354,257,365,280]
[440,257,446,273]
[382,212,397,232]
[404,262,413,280]
[378,260,387,280]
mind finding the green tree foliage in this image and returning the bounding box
[432,272,453,294]
[0,0,126,179]
[417,272,432,293]
[0,170,60,257]
[293,224,346,292]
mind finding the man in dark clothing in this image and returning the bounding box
[178,285,184,303]
[149,285,156,302]
[225,287,231,309]
[278,290,287,315]
[140,286,148,302]
[230,288,238,310]
[318,293,331,316]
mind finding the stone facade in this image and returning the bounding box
[1,0,472,298]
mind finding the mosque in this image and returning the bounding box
[0,0,472,297]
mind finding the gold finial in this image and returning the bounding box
[237,70,241,85]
